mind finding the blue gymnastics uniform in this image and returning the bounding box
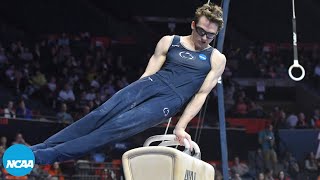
[32,36,214,164]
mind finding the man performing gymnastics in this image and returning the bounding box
[31,2,226,165]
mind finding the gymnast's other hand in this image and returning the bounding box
[173,127,193,149]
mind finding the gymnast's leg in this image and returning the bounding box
[31,76,160,151]
[34,88,182,165]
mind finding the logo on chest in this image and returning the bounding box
[179,51,194,60]
[178,51,207,61]
[198,54,207,61]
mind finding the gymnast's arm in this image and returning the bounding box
[139,35,172,79]
[174,52,226,144]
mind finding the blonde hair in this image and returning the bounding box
[194,3,224,31]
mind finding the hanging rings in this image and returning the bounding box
[288,0,305,81]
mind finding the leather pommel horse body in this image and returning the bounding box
[122,135,215,180]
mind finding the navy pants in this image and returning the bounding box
[31,75,183,164]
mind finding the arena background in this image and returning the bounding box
[0,0,319,179]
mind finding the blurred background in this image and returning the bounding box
[0,0,319,179]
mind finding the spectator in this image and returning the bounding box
[305,152,318,179]
[245,49,256,62]
[10,42,19,56]
[86,65,98,83]
[237,90,249,102]
[93,92,102,107]
[23,69,47,98]
[264,168,274,180]
[16,64,32,94]
[234,97,248,117]
[19,47,33,61]
[254,148,265,175]
[272,110,287,157]
[75,91,88,110]
[30,164,51,179]
[257,172,265,180]
[259,124,277,171]
[99,87,111,102]
[61,45,71,58]
[74,105,90,120]
[90,76,100,89]
[224,78,236,112]
[58,33,70,46]
[46,76,58,108]
[33,43,41,61]
[47,162,64,180]
[270,107,281,123]
[287,151,298,164]
[91,150,107,163]
[12,133,30,146]
[103,80,116,97]
[231,156,250,178]
[112,141,133,157]
[258,64,268,78]
[215,173,223,180]
[56,103,73,124]
[3,101,16,118]
[296,112,308,129]
[247,101,265,118]
[276,63,287,79]
[0,136,7,149]
[16,100,32,119]
[87,100,95,110]
[275,171,290,180]
[286,113,298,129]
[267,66,277,79]
[95,91,106,105]
[60,67,69,81]
[311,109,320,128]
[85,88,96,101]
[58,83,75,103]
[30,69,47,88]
[5,65,16,82]
[288,161,301,180]
[276,110,288,129]
[68,69,80,86]
[283,151,301,179]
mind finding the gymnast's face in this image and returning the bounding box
[191,16,218,49]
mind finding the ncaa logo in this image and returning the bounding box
[199,54,207,61]
[3,144,35,176]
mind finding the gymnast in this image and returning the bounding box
[31,2,226,165]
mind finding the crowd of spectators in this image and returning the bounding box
[225,42,320,89]
[0,133,123,179]
[269,106,320,130]
[0,32,319,180]
[0,33,319,124]
[211,123,320,180]
[0,32,142,123]
[3,130,320,180]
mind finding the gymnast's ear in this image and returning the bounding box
[191,21,196,30]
